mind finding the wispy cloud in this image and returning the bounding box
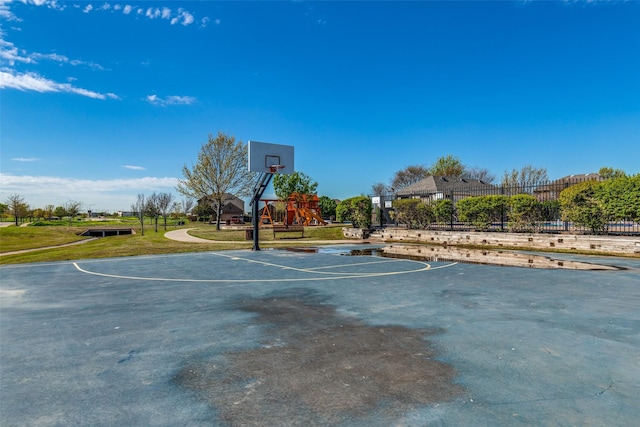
[0,173,180,209]
[1,173,178,193]
[123,165,146,171]
[12,157,39,162]
[69,2,206,27]
[0,69,119,99]
[1,37,105,69]
[146,94,196,106]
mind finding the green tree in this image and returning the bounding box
[193,200,214,223]
[177,132,256,230]
[336,196,372,229]
[32,208,45,221]
[428,155,465,177]
[272,171,318,200]
[53,206,67,219]
[0,203,7,220]
[598,166,627,180]
[559,180,608,234]
[65,200,82,226]
[318,196,337,221]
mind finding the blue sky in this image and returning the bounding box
[1,0,639,212]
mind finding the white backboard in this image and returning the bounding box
[248,141,294,174]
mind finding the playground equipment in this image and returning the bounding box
[258,193,326,227]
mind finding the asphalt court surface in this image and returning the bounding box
[1,245,639,426]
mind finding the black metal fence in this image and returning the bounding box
[378,177,640,236]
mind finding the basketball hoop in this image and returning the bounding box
[269,164,285,173]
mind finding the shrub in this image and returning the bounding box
[457,195,508,231]
[433,199,454,224]
[392,199,434,229]
[559,180,608,234]
[336,196,372,229]
[597,174,640,222]
[508,194,542,232]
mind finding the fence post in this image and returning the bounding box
[449,190,454,230]
[500,185,505,231]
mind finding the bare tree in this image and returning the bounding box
[44,204,55,220]
[156,192,174,230]
[181,198,194,218]
[5,194,25,226]
[132,193,146,236]
[177,132,256,230]
[371,182,390,197]
[463,166,496,183]
[147,193,161,232]
[502,165,548,194]
[391,165,429,191]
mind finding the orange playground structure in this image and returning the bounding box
[259,193,326,226]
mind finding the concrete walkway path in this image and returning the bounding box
[164,227,367,246]
[164,228,217,243]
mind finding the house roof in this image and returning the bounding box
[534,173,601,193]
[396,175,495,196]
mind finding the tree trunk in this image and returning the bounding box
[215,204,222,231]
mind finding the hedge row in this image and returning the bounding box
[392,175,639,234]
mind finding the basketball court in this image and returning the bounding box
[1,246,639,426]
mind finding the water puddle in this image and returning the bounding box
[281,245,623,270]
[174,289,463,424]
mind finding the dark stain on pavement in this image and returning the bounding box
[174,288,464,425]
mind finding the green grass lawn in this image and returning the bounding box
[0,226,90,252]
[0,223,348,265]
[189,224,345,241]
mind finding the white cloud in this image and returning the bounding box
[0,42,31,65]
[6,1,206,27]
[1,38,105,70]
[145,7,160,19]
[0,69,119,100]
[0,1,18,21]
[171,8,194,26]
[123,165,146,171]
[146,94,196,106]
[12,157,39,162]
[0,173,180,210]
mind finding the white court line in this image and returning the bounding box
[210,252,410,276]
[73,253,458,283]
